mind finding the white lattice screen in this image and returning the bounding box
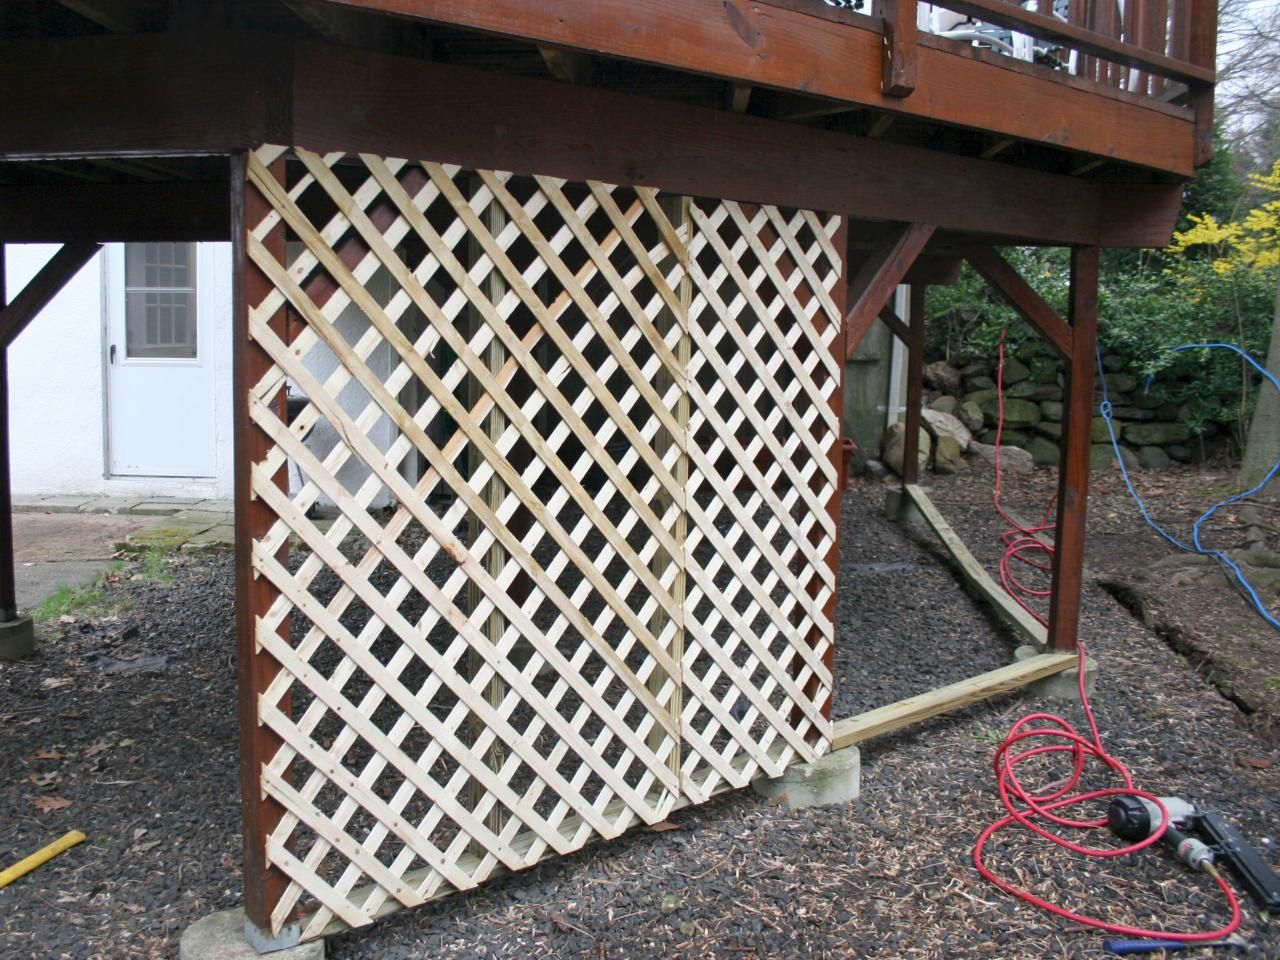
[240,145,843,940]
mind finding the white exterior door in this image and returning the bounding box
[105,242,222,478]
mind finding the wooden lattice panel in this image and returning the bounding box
[240,145,841,940]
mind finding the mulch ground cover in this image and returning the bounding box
[1,463,1278,959]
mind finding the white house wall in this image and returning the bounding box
[5,243,236,502]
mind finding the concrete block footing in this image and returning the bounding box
[179,910,323,960]
[1015,644,1098,700]
[0,615,35,660]
[751,745,861,809]
[884,488,923,525]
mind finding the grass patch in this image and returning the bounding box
[137,547,176,585]
[32,582,111,622]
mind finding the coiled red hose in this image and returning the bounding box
[972,643,1242,940]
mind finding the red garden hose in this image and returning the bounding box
[974,332,1242,939]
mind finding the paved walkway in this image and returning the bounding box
[11,495,234,616]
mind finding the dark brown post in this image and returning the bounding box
[900,285,926,486]
[1047,246,1099,653]
[231,152,292,937]
[1187,0,1217,167]
[879,0,918,97]
[0,248,14,625]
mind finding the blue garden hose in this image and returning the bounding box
[1096,342,1280,631]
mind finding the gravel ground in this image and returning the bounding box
[2,475,1279,959]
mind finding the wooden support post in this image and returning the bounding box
[879,0,918,97]
[232,152,292,935]
[964,246,1073,359]
[0,249,11,625]
[1047,246,1099,654]
[1187,0,1217,167]
[900,285,927,486]
[844,222,934,360]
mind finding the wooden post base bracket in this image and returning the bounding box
[179,910,324,960]
[751,745,861,809]
[0,614,34,661]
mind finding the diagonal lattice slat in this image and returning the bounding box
[241,145,841,940]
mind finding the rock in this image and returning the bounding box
[1026,436,1060,467]
[1166,444,1193,463]
[1001,357,1031,385]
[1102,352,1126,372]
[923,361,963,396]
[863,458,890,480]
[977,395,1041,428]
[965,388,997,409]
[1123,422,1192,446]
[1091,442,1139,471]
[959,360,991,377]
[929,394,959,415]
[933,435,965,474]
[1035,420,1063,439]
[1007,381,1062,401]
[1104,373,1139,393]
[1040,400,1063,421]
[979,429,1030,447]
[1158,402,1181,421]
[921,408,973,451]
[969,441,1034,473]
[1028,356,1061,383]
[1092,417,1113,443]
[965,375,997,392]
[1134,393,1164,410]
[1111,405,1156,421]
[957,401,985,433]
[881,422,931,478]
[1137,445,1172,469]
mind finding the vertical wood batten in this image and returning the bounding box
[232,151,293,935]
[1047,245,1099,654]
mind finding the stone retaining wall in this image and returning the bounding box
[920,346,1211,472]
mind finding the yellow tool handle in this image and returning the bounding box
[0,830,87,889]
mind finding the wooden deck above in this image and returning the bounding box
[0,0,1214,248]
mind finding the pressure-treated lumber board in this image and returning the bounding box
[903,483,1047,648]
[322,0,1196,175]
[830,652,1078,748]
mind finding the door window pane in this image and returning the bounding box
[124,243,197,359]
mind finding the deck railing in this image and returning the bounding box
[817,0,1216,164]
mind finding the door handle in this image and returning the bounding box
[109,344,116,365]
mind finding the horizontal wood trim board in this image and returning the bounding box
[903,483,1048,648]
[325,0,1194,175]
[831,652,1078,748]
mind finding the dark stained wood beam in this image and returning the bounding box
[290,40,1180,247]
[0,31,288,161]
[844,222,934,359]
[0,243,102,347]
[0,32,1185,247]
[963,246,1073,359]
[0,182,230,242]
[1048,246,1099,653]
[321,0,1197,175]
[878,304,910,343]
